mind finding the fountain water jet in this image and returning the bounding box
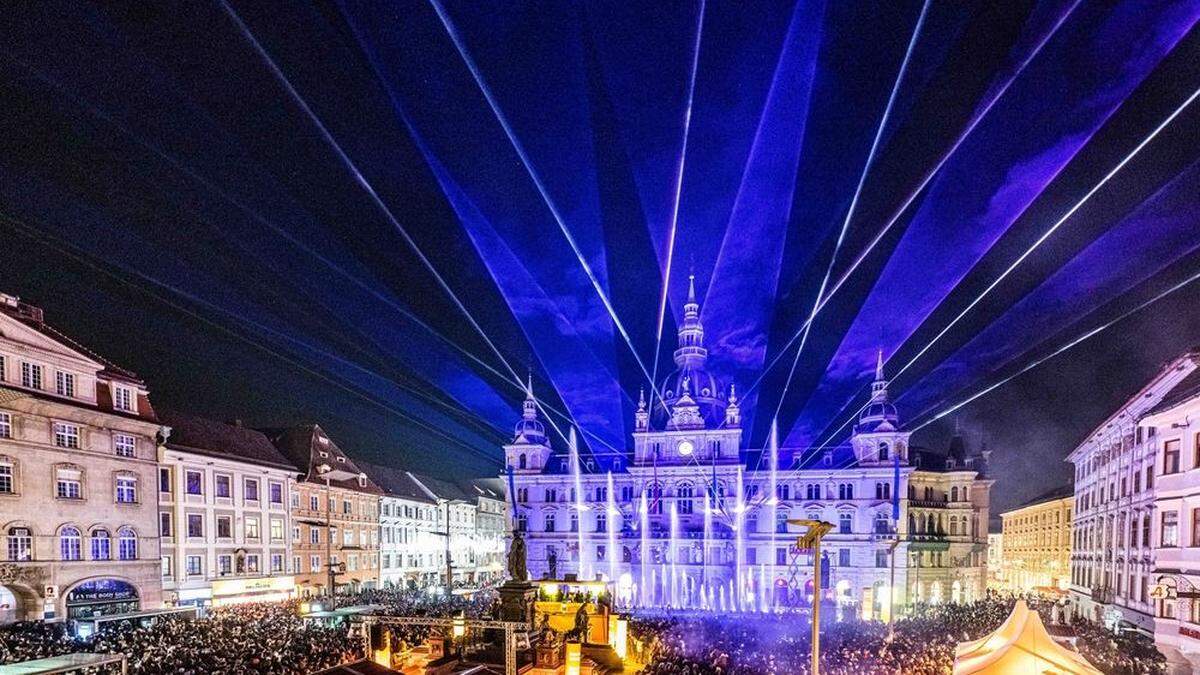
[569,429,589,580]
[606,472,618,588]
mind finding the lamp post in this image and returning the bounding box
[789,519,834,675]
[316,464,335,597]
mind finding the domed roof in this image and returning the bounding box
[856,350,900,433]
[512,377,548,445]
[656,365,728,428]
[513,416,546,444]
[650,274,732,430]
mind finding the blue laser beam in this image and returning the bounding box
[887,83,1200,387]
[809,80,1200,453]
[770,0,931,423]
[748,0,1084,397]
[427,0,662,400]
[650,0,707,411]
[219,1,580,444]
[911,267,1200,432]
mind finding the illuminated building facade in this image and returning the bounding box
[999,487,1073,593]
[157,411,299,607]
[505,279,992,612]
[0,295,163,622]
[1067,352,1199,634]
[266,424,382,596]
[1140,379,1200,669]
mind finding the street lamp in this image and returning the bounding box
[789,519,834,675]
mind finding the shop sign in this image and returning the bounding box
[212,576,295,597]
[66,579,138,605]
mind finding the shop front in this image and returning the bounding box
[65,579,140,619]
[211,576,296,606]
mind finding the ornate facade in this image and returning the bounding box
[0,295,163,622]
[505,279,991,612]
[1066,353,1198,634]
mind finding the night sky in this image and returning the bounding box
[1,1,1198,515]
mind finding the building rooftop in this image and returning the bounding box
[1008,483,1074,513]
[0,294,143,384]
[261,424,383,494]
[159,410,298,472]
[356,461,437,504]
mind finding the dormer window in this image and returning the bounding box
[336,456,346,463]
[318,451,329,458]
[317,436,330,446]
[112,386,135,412]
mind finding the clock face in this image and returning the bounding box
[678,440,694,456]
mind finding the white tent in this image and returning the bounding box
[953,600,1101,675]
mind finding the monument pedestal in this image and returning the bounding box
[498,581,538,626]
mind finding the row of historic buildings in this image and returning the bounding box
[505,278,993,615]
[0,294,505,623]
[1063,350,1200,668]
[987,349,1200,670]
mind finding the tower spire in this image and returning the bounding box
[871,349,889,401]
[674,274,706,368]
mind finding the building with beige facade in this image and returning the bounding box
[999,485,1073,593]
[0,295,163,622]
[157,411,300,607]
[266,424,382,596]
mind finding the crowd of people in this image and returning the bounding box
[0,588,496,674]
[629,595,1167,675]
[0,588,1170,674]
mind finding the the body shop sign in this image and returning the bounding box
[66,579,138,605]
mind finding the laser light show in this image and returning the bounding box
[1,1,1199,674]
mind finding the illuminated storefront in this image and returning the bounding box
[211,576,296,606]
[65,579,140,620]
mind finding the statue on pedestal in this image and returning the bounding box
[508,529,528,582]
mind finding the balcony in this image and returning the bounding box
[1091,586,1114,604]
[909,499,948,509]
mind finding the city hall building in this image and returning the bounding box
[0,295,163,622]
[505,280,992,613]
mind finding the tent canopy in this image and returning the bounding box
[953,601,1101,675]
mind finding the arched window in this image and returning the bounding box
[544,512,556,532]
[908,484,916,500]
[118,527,137,560]
[951,486,959,502]
[648,484,663,515]
[874,512,890,534]
[90,528,111,560]
[878,442,889,461]
[908,513,917,534]
[60,526,81,561]
[949,516,958,536]
[926,514,936,534]
[518,454,527,470]
[806,483,820,500]
[924,486,933,501]
[677,483,694,514]
[6,527,32,561]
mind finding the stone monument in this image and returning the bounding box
[498,529,538,626]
